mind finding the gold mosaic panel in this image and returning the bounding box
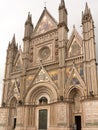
[49,70,58,85]
[65,64,84,85]
[37,15,54,34]
[26,75,34,87]
[76,64,84,80]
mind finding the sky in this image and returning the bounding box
[0,0,98,104]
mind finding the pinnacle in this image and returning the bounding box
[73,25,75,29]
[25,12,32,25]
[84,2,89,14]
[61,0,65,6]
[59,0,65,9]
[27,12,32,21]
[12,34,16,44]
[82,2,93,22]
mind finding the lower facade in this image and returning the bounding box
[0,99,98,130]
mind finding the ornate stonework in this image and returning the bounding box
[39,46,51,60]
[0,1,98,130]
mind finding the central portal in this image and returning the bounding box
[39,109,47,130]
[75,116,81,130]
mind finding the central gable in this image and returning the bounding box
[67,27,83,57]
[33,8,57,36]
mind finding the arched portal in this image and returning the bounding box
[68,88,82,130]
[24,82,58,130]
[9,97,17,130]
[25,82,58,104]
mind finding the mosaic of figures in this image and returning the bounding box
[66,64,84,85]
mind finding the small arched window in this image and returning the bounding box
[39,97,48,105]
[10,97,17,107]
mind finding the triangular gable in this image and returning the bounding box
[68,41,82,57]
[67,27,83,52]
[70,70,80,85]
[33,67,52,84]
[66,64,86,88]
[13,49,23,71]
[13,79,20,99]
[25,59,58,89]
[7,79,20,102]
[33,8,57,36]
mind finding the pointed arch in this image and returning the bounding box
[65,85,86,99]
[10,97,17,107]
[25,82,58,104]
[8,95,18,106]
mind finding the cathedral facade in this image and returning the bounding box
[0,0,98,130]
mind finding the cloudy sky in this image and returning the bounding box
[0,0,98,104]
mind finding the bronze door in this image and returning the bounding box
[39,109,47,130]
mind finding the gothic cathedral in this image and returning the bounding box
[0,0,98,130]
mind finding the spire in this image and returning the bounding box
[82,3,95,60]
[82,3,97,96]
[84,2,89,14]
[12,34,16,44]
[84,2,92,18]
[8,34,18,52]
[59,0,65,9]
[25,12,32,25]
[24,12,33,39]
[28,12,32,22]
[82,2,93,23]
[10,34,17,48]
[58,0,68,31]
[73,24,75,29]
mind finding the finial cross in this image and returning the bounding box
[44,1,47,8]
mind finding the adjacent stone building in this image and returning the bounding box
[0,0,98,130]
